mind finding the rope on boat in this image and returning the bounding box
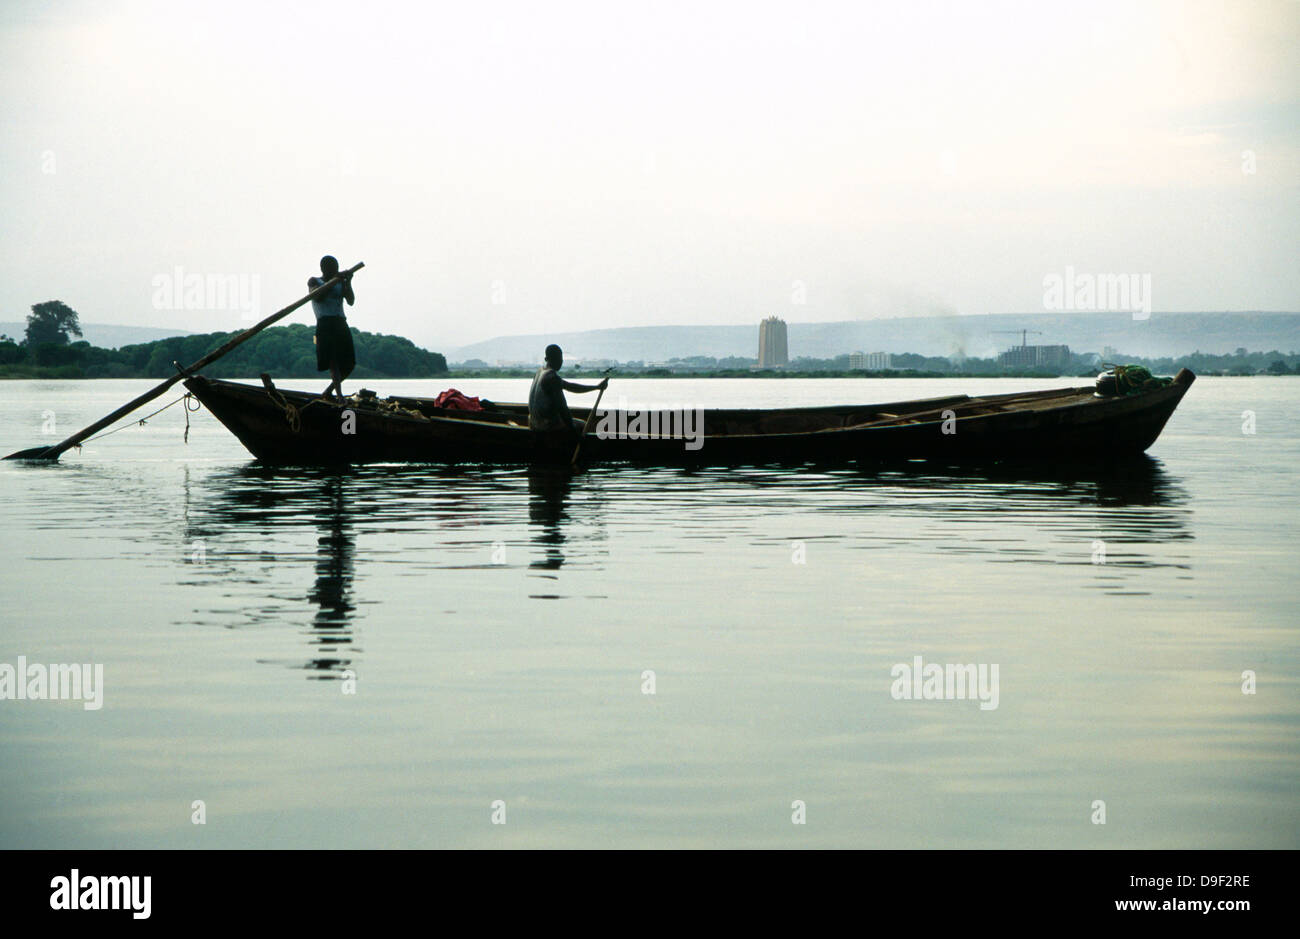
[264,386,337,433]
[184,392,201,443]
[344,392,430,422]
[264,384,431,434]
[76,392,200,448]
[265,384,302,432]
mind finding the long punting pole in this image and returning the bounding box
[5,262,364,461]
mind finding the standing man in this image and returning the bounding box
[529,344,607,435]
[308,255,356,399]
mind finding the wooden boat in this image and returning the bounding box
[181,369,1196,466]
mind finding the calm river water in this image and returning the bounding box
[1,376,1296,847]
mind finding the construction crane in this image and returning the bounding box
[993,329,1043,348]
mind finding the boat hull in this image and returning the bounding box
[183,371,1195,467]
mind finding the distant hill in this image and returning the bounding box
[1,324,447,379]
[448,312,1300,364]
[0,322,192,349]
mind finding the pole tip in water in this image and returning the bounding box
[3,447,58,461]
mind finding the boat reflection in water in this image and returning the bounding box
[528,466,573,571]
[845,454,1188,510]
[182,465,363,680]
[304,475,356,676]
[179,455,1191,677]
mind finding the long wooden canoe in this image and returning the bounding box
[182,369,1196,466]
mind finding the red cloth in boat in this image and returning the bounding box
[433,389,484,411]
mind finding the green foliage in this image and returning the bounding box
[110,323,449,379]
[33,342,84,367]
[0,323,449,379]
[25,300,82,346]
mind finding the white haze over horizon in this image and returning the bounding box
[2,0,1297,353]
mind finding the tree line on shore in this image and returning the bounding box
[1,301,448,379]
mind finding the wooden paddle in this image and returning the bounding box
[571,373,611,468]
[5,261,364,461]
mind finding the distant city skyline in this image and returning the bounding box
[444,311,1300,364]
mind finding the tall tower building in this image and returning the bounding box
[757,316,788,367]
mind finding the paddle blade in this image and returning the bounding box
[3,446,57,461]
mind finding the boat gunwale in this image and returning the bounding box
[185,374,1188,444]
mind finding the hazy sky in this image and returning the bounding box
[2,0,1297,351]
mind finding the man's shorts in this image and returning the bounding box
[316,316,356,375]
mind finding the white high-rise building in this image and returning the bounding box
[758,317,788,367]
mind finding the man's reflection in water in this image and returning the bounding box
[528,466,572,570]
[306,474,356,677]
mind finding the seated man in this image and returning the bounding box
[528,344,607,435]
